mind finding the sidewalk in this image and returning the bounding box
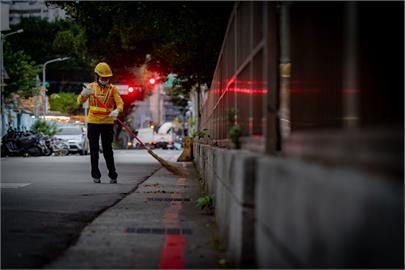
[45,161,226,269]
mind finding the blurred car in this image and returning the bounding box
[154,122,175,150]
[134,127,155,149]
[82,126,102,153]
[54,125,89,155]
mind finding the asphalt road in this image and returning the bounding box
[1,149,181,269]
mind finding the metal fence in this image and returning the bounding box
[200,1,403,167]
[200,2,272,152]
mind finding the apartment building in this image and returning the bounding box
[1,0,66,29]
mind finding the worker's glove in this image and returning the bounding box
[80,87,92,97]
[109,108,119,119]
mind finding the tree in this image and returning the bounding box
[49,92,80,114]
[3,45,40,100]
[6,17,93,96]
[52,1,233,91]
[166,79,189,112]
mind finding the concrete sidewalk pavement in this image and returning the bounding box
[45,161,226,269]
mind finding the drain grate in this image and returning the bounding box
[125,227,192,235]
[146,197,191,202]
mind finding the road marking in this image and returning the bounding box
[146,197,190,202]
[160,235,186,269]
[0,183,31,189]
[125,227,192,235]
[159,177,187,269]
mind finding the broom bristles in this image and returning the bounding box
[147,149,188,177]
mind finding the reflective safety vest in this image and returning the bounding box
[89,83,114,115]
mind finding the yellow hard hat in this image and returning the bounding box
[94,62,113,77]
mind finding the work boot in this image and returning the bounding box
[93,178,101,184]
[110,178,117,184]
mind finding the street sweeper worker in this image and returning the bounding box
[77,62,124,184]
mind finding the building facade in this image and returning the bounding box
[3,0,66,27]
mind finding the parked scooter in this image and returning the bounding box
[52,137,69,156]
[41,135,54,156]
[1,127,49,157]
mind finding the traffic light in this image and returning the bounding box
[122,85,145,105]
[148,78,156,85]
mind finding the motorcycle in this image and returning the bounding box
[1,128,49,157]
[41,135,54,156]
[52,137,69,156]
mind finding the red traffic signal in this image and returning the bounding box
[148,78,156,85]
[128,86,134,93]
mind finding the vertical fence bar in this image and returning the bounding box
[342,2,359,129]
[264,1,280,153]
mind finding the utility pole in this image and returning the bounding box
[41,57,69,118]
[34,75,40,117]
[82,84,89,128]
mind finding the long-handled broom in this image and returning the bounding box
[91,94,187,177]
[117,118,187,177]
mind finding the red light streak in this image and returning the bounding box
[233,80,267,85]
[228,87,268,94]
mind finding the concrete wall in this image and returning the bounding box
[193,142,404,269]
[194,143,257,267]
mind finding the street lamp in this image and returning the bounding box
[1,29,24,136]
[41,57,69,118]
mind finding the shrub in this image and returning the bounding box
[31,119,61,136]
[229,124,241,149]
[195,194,214,212]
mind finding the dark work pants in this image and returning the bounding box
[87,123,118,180]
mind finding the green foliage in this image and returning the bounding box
[112,141,124,149]
[166,79,189,111]
[188,117,196,128]
[8,17,81,63]
[52,2,233,89]
[31,119,61,136]
[52,30,75,53]
[191,128,209,139]
[49,92,80,114]
[6,17,93,95]
[229,125,242,149]
[195,195,214,210]
[225,107,237,123]
[229,125,241,139]
[225,108,241,148]
[52,27,87,56]
[3,46,41,100]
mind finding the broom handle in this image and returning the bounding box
[116,118,146,148]
[89,93,147,148]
